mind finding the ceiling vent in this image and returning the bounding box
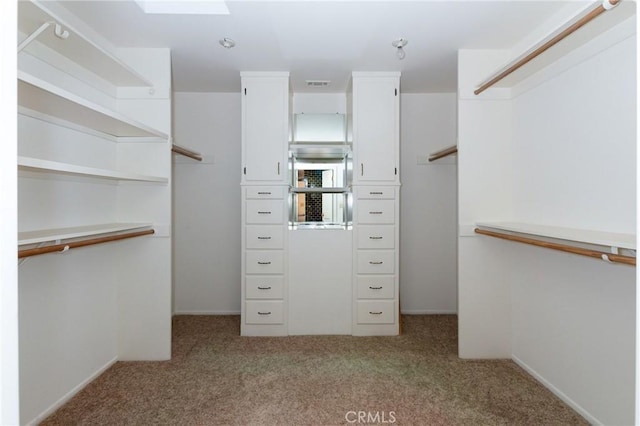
[306,80,330,88]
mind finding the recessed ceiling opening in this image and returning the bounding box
[134,1,230,15]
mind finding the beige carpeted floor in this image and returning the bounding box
[42,315,587,425]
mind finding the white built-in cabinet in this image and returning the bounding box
[352,72,400,183]
[240,71,401,336]
[241,72,289,183]
[17,1,172,422]
[240,72,290,336]
[351,72,401,335]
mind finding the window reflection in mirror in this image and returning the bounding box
[290,156,352,229]
[295,168,343,223]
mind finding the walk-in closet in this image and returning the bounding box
[1,0,636,424]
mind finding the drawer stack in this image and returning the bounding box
[241,186,288,335]
[353,186,400,335]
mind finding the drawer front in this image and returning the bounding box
[357,200,395,224]
[246,276,284,299]
[357,187,395,200]
[357,276,395,299]
[357,300,395,324]
[246,251,284,274]
[246,186,285,199]
[245,300,284,324]
[357,251,395,274]
[357,226,395,249]
[246,225,284,249]
[246,200,284,224]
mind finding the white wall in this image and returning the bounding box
[19,247,119,424]
[399,94,457,314]
[508,33,636,426]
[173,92,460,316]
[512,35,636,233]
[173,93,242,314]
[458,49,515,359]
[510,247,634,425]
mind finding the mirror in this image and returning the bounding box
[293,113,346,143]
[289,156,352,229]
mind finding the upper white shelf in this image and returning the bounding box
[477,1,635,94]
[18,71,168,139]
[475,222,636,251]
[18,223,153,246]
[18,156,168,183]
[18,0,152,87]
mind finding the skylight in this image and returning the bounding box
[134,1,229,15]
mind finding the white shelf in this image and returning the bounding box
[475,222,636,251]
[18,71,167,139]
[478,2,635,94]
[290,187,350,194]
[289,143,351,160]
[18,0,152,87]
[18,223,153,246]
[18,156,168,183]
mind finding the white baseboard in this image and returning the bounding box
[26,356,118,426]
[173,310,241,316]
[511,355,600,426]
[401,310,457,315]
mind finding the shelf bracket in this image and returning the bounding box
[18,21,69,53]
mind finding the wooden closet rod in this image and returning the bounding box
[429,145,458,162]
[172,144,203,162]
[475,228,635,266]
[474,0,620,95]
[18,229,155,259]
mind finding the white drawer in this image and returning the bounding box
[357,186,395,200]
[357,226,395,249]
[246,276,284,299]
[246,225,284,249]
[246,251,284,274]
[245,300,284,324]
[357,251,395,274]
[357,300,395,324]
[246,186,285,199]
[357,276,395,299]
[357,200,394,224]
[246,200,283,224]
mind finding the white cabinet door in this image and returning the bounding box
[241,74,288,182]
[353,74,399,183]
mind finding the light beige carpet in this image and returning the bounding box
[42,315,587,425]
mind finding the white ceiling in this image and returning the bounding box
[58,0,578,93]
